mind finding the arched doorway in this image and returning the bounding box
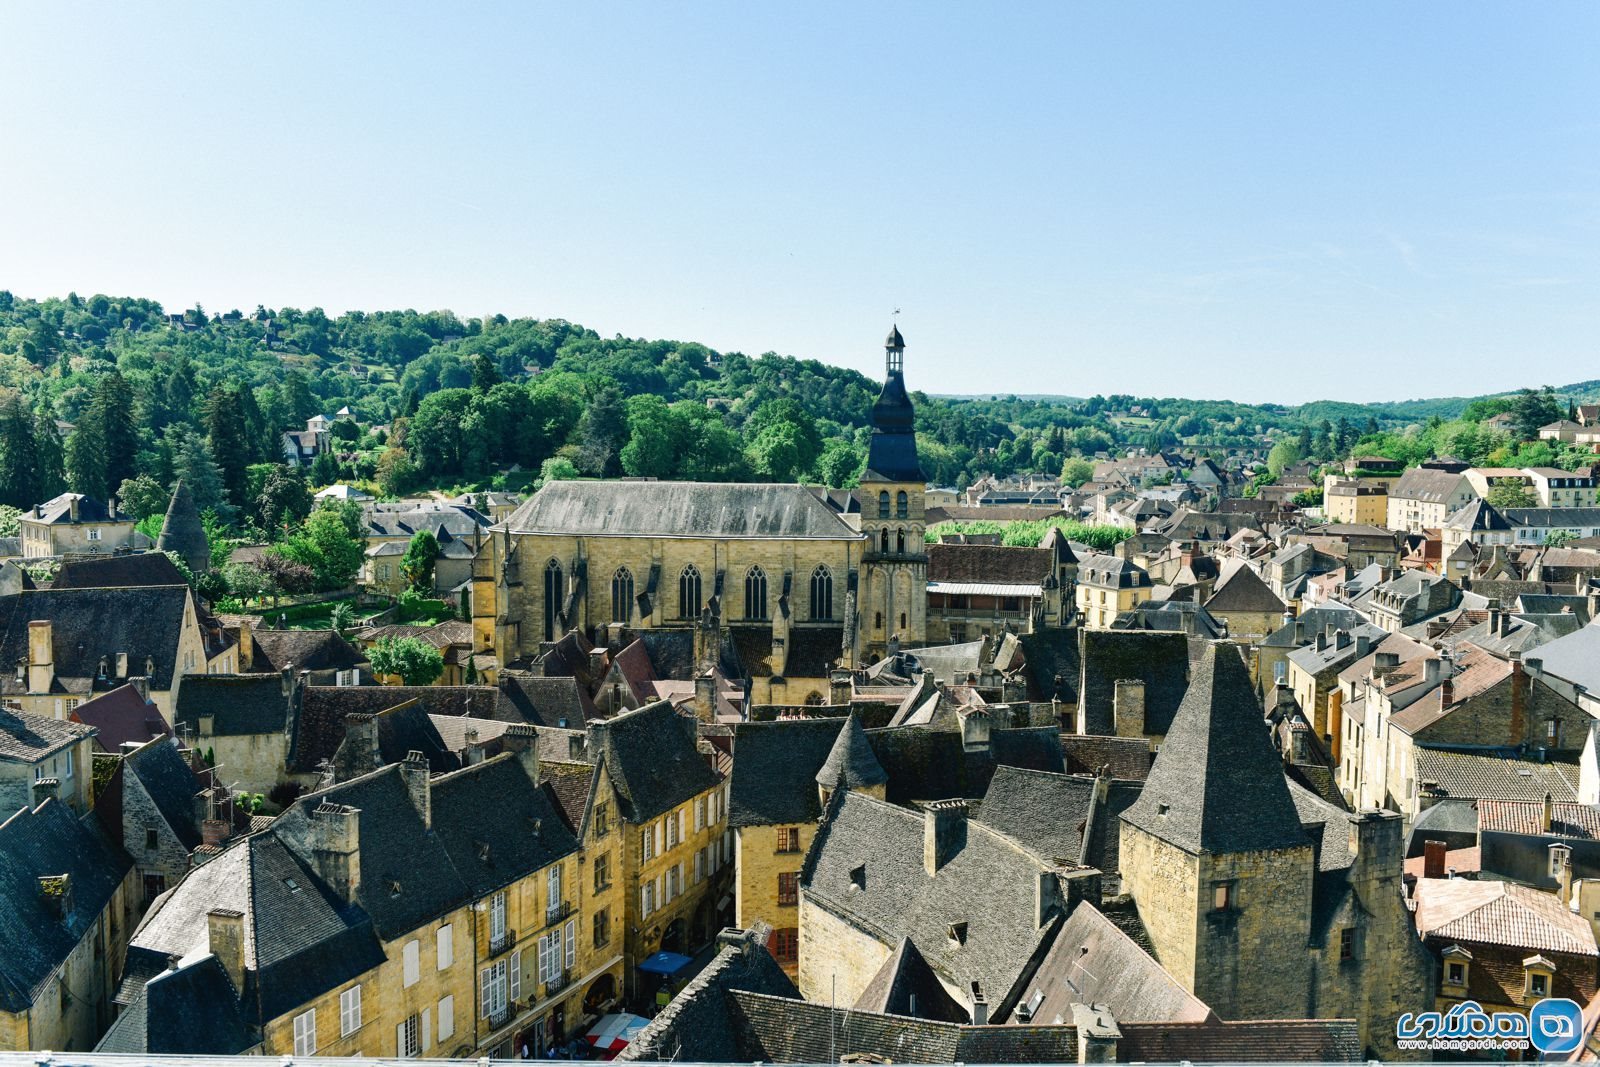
[584,973,617,1015]
[660,917,686,954]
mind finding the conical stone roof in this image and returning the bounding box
[155,480,210,575]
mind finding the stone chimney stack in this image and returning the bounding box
[1113,679,1146,739]
[1071,1004,1122,1063]
[31,776,59,810]
[693,671,716,723]
[959,707,992,753]
[310,800,362,905]
[400,750,431,830]
[26,620,53,695]
[68,496,79,523]
[1544,792,1555,834]
[969,982,988,1027]
[923,799,968,876]
[238,620,254,673]
[344,713,381,778]
[208,908,246,993]
[501,723,541,784]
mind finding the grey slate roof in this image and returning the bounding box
[496,673,590,727]
[1078,630,1190,736]
[0,705,94,763]
[587,700,721,824]
[1413,749,1578,803]
[123,737,205,851]
[800,788,1059,1013]
[1203,560,1286,614]
[1520,619,1600,695]
[173,673,290,738]
[853,936,970,1023]
[1013,901,1212,1025]
[1445,498,1512,532]
[869,723,1065,804]
[729,717,844,828]
[50,552,188,590]
[156,480,211,575]
[27,492,128,525]
[290,684,499,774]
[97,955,253,1055]
[505,481,864,540]
[0,799,133,1012]
[0,585,194,696]
[815,712,887,792]
[248,628,366,673]
[974,766,1096,868]
[429,754,580,899]
[1121,642,1310,855]
[1017,628,1080,704]
[1391,467,1467,503]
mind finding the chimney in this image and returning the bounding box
[1315,632,1328,652]
[207,908,246,993]
[238,621,254,673]
[68,496,79,522]
[1488,607,1503,636]
[1335,629,1351,651]
[960,707,992,753]
[501,723,541,784]
[693,670,716,723]
[1071,1004,1122,1064]
[131,674,150,701]
[1510,654,1528,745]
[1424,657,1443,684]
[1544,792,1555,834]
[344,713,381,777]
[31,776,59,810]
[1293,620,1305,644]
[588,647,607,676]
[26,620,52,695]
[923,799,968,876]
[829,669,853,706]
[1354,634,1371,658]
[1440,677,1454,707]
[400,750,431,829]
[969,982,988,1027]
[280,664,295,699]
[1423,839,1447,879]
[1113,679,1146,739]
[1552,844,1574,905]
[309,800,361,904]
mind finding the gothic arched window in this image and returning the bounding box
[878,491,890,518]
[896,491,908,519]
[543,558,564,641]
[744,565,768,621]
[611,567,634,624]
[810,565,834,622]
[679,564,702,620]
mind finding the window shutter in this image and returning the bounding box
[438,924,453,970]
[509,948,521,1001]
[565,918,576,968]
[439,995,455,1041]
[479,967,492,1017]
[678,809,686,843]
[397,1022,407,1055]
[655,820,664,856]
[640,828,649,862]
[422,1008,431,1053]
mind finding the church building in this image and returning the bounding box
[474,327,928,702]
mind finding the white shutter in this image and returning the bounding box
[403,939,420,986]
[565,918,576,969]
[437,924,453,970]
[422,1007,431,1053]
[695,849,705,883]
[678,808,686,843]
[438,995,455,1041]
[397,1022,407,1056]
[640,827,650,862]
[655,820,664,856]
[509,948,521,1001]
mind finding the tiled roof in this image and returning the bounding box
[1479,799,1600,840]
[0,585,194,696]
[1078,630,1190,736]
[96,955,253,1055]
[429,755,580,900]
[249,629,366,673]
[974,766,1098,869]
[1391,467,1467,503]
[852,936,970,1022]
[1413,749,1578,803]
[587,700,720,824]
[1122,642,1309,855]
[800,789,1060,1012]
[0,705,94,762]
[1414,878,1598,955]
[928,544,1052,585]
[1015,901,1212,1025]
[123,738,205,852]
[505,481,863,540]
[1203,560,1286,614]
[815,713,886,793]
[49,552,187,590]
[728,717,844,828]
[1061,734,1152,780]
[289,685,499,773]
[25,492,128,525]
[173,674,290,738]
[497,671,591,727]
[1017,629,1080,705]
[71,683,168,750]
[0,800,133,1012]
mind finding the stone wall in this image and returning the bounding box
[796,896,893,1008]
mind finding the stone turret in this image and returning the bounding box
[156,479,210,575]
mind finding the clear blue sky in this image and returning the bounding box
[3,2,1596,403]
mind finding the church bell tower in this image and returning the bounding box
[857,326,927,660]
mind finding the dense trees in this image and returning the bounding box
[369,635,444,686]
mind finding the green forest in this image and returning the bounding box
[0,291,1587,536]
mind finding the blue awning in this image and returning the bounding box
[637,951,694,976]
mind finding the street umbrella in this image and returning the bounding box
[585,1013,650,1057]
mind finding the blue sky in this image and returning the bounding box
[2,2,1596,403]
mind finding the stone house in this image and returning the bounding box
[1074,552,1153,630]
[69,682,169,753]
[18,493,138,558]
[1412,875,1598,1025]
[0,705,96,816]
[727,716,868,974]
[925,542,1062,644]
[0,795,137,1051]
[1386,468,1477,535]
[107,737,622,1059]
[0,584,215,723]
[1074,629,1189,744]
[1362,570,1462,633]
[1202,560,1287,643]
[172,671,297,793]
[1119,643,1434,1059]
[1322,477,1389,526]
[1284,622,1385,752]
[94,735,213,909]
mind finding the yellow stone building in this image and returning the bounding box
[471,328,934,697]
[1074,552,1154,629]
[103,734,624,1059]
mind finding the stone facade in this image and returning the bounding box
[796,894,894,1008]
[733,823,813,973]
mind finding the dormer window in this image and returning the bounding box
[1525,954,1555,1001]
[849,863,866,890]
[948,921,968,945]
[1442,945,1471,989]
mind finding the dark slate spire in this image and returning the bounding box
[1121,641,1309,855]
[863,326,922,482]
[155,480,210,576]
[817,712,888,791]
